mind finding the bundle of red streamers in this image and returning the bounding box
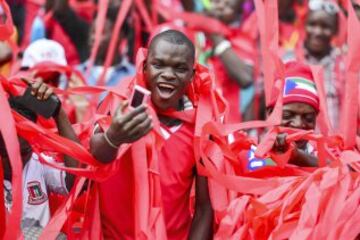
[0,0,360,239]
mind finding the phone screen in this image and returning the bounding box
[130,90,145,108]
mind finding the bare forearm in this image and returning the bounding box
[90,132,119,164]
[189,206,214,240]
[189,174,214,239]
[54,109,80,189]
[219,49,254,88]
[90,103,152,163]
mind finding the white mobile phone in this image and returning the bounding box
[129,85,151,108]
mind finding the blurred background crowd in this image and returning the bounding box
[1,0,360,131]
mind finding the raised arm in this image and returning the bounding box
[90,102,153,163]
[27,78,80,190]
[209,34,254,88]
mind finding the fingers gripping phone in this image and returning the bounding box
[17,87,61,119]
[129,85,151,108]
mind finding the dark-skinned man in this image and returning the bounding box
[245,62,319,172]
[90,30,214,239]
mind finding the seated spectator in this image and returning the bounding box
[2,79,79,234]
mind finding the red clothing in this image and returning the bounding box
[99,123,196,239]
[209,28,256,123]
[45,18,81,65]
[96,48,227,239]
[99,150,135,239]
[242,11,306,51]
[159,123,195,240]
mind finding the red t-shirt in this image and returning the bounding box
[99,123,196,239]
[159,123,195,240]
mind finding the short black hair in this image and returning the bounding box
[149,30,195,61]
[8,96,37,122]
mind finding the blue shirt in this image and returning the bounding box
[77,58,136,87]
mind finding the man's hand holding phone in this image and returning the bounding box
[106,102,153,147]
[105,86,153,147]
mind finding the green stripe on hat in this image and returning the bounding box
[287,77,316,88]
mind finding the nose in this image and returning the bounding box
[312,25,323,37]
[161,67,176,81]
[289,115,305,129]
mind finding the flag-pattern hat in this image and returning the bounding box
[282,61,320,111]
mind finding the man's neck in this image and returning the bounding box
[158,98,185,127]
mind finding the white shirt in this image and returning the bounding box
[4,153,68,229]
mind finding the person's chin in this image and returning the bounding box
[153,98,173,112]
[307,40,328,54]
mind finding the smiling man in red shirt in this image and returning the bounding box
[90,30,214,239]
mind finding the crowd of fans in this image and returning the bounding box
[1,0,360,239]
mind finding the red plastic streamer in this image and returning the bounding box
[0,78,23,239]
[0,0,14,41]
[85,0,109,79]
[96,0,133,86]
[340,0,360,149]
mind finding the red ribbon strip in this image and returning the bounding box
[340,0,360,149]
[0,0,14,41]
[97,0,133,87]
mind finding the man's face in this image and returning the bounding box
[144,39,194,111]
[305,10,337,55]
[281,102,317,149]
[209,0,242,24]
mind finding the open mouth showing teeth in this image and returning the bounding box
[157,83,176,94]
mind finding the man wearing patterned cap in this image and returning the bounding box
[246,61,319,171]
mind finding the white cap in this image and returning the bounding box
[21,39,67,68]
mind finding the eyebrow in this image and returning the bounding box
[151,57,189,65]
